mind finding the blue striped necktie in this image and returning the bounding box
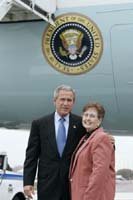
[57,118,66,156]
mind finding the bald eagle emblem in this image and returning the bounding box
[59,29,87,60]
[42,13,103,75]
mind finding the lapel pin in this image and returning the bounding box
[73,125,76,129]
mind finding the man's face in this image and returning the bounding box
[54,90,75,117]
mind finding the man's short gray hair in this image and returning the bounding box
[53,85,76,101]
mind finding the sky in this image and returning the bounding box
[0,128,133,171]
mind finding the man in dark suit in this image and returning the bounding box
[23,85,86,200]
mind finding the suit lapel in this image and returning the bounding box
[47,113,59,157]
[62,114,79,156]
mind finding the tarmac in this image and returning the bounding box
[115,180,133,200]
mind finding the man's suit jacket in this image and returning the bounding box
[24,112,85,200]
[69,127,115,200]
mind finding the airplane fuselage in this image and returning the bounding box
[0,1,133,135]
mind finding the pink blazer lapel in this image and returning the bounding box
[70,127,104,176]
[70,135,92,176]
[69,135,86,177]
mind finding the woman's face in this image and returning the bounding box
[82,107,102,132]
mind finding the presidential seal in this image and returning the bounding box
[42,13,103,75]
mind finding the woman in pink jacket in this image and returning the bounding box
[69,102,115,200]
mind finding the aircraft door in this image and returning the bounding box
[110,24,133,131]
